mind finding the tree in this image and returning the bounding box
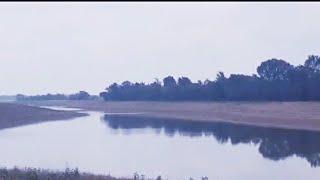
[121,81,132,87]
[304,55,320,72]
[216,71,226,82]
[16,94,26,101]
[257,59,294,81]
[223,74,260,100]
[69,91,90,100]
[99,55,320,102]
[177,77,192,87]
[163,76,177,88]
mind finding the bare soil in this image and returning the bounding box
[19,100,320,131]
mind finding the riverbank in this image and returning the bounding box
[17,100,320,131]
[0,103,87,130]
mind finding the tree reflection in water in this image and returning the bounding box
[103,114,320,167]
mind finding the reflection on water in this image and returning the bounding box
[0,108,319,180]
[104,114,320,167]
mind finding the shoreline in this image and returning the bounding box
[17,100,320,132]
[0,103,87,130]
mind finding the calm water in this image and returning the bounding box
[0,107,320,179]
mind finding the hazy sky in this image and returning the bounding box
[1,2,320,95]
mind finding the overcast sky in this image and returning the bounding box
[0,2,319,95]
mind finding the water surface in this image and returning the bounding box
[0,107,319,179]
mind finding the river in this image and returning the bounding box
[0,107,319,179]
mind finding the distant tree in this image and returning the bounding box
[104,83,120,100]
[211,72,226,99]
[121,81,132,87]
[216,71,226,82]
[304,55,320,72]
[197,80,203,86]
[69,91,90,100]
[223,74,260,100]
[177,77,192,86]
[16,94,26,101]
[16,93,68,101]
[16,91,97,101]
[99,92,108,100]
[257,59,294,81]
[203,79,212,85]
[163,76,177,88]
[154,78,162,86]
[99,55,320,102]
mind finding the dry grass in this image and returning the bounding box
[0,167,131,180]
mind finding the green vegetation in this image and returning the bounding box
[100,55,320,101]
[0,167,131,180]
[16,91,99,101]
[15,55,320,102]
[0,167,171,180]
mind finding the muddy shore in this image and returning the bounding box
[0,103,87,130]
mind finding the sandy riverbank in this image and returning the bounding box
[17,100,320,131]
[0,103,87,130]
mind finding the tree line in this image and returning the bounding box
[16,91,98,101]
[99,55,320,101]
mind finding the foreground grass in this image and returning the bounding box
[0,167,132,180]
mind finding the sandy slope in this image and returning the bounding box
[19,100,320,131]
